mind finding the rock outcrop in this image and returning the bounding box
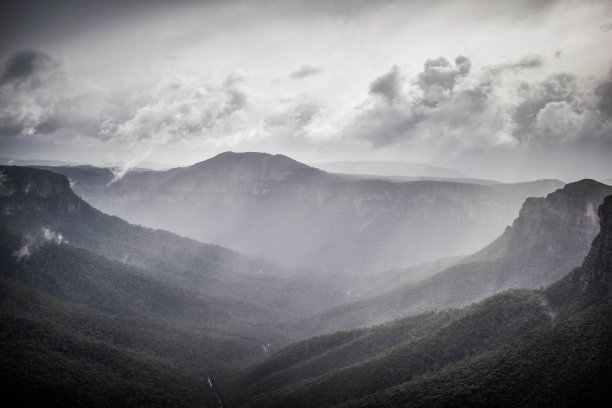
[574,194,612,295]
[468,179,612,288]
[0,166,83,216]
[285,181,612,338]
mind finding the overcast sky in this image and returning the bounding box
[1,0,611,181]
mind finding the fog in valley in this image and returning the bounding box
[42,153,565,273]
[1,1,612,407]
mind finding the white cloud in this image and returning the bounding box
[42,227,66,244]
[12,227,67,261]
[345,54,612,157]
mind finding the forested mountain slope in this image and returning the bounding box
[230,194,612,408]
[283,180,612,338]
[0,228,257,407]
[0,165,345,323]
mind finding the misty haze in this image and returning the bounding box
[1,1,612,407]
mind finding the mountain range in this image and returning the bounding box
[312,160,469,179]
[37,151,563,272]
[1,158,611,407]
[0,157,172,171]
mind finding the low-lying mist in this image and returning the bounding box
[50,152,564,274]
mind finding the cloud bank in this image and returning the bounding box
[1,48,611,178]
[346,55,612,155]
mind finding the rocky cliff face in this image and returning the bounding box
[509,179,606,253]
[468,179,612,288]
[574,194,612,295]
[288,181,612,338]
[0,166,83,216]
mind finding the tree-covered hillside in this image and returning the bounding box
[229,195,612,407]
[0,165,345,330]
[0,228,256,407]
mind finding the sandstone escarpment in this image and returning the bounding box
[576,194,612,295]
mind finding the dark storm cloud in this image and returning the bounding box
[0,50,55,85]
[289,64,322,79]
[369,66,403,103]
[0,49,103,140]
[0,50,67,138]
[0,0,215,53]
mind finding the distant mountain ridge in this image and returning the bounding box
[0,157,79,167]
[0,156,172,171]
[188,151,327,182]
[314,160,467,178]
[40,151,564,271]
